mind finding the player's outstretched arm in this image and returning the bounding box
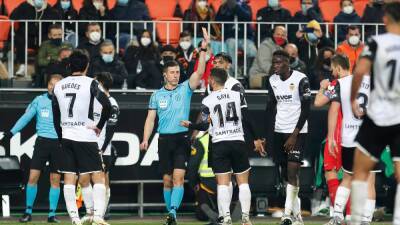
[7,97,38,139]
[189,27,210,90]
[51,95,62,143]
[140,110,157,150]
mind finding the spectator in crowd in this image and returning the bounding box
[158,45,188,83]
[123,30,163,89]
[256,0,292,41]
[336,25,364,72]
[176,31,197,74]
[289,0,323,42]
[311,47,335,85]
[36,24,73,87]
[183,0,222,53]
[46,47,73,78]
[285,43,307,74]
[361,0,385,38]
[109,0,152,50]
[294,20,334,77]
[333,0,361,43]
[52,0,79,47]
[215,0,257,72]
[249,26,287,89]
[0,61,8,80]
[10,0,61,77]
[78,0,110,35]
[89,40,128,88]
[78,22,104,61]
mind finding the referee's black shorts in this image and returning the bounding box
[158,132,191,175]
[31,137,61,173]
[58,139,103,174]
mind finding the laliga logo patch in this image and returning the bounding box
[159,99,168,109]
[328,85,335,91]
[40,109,50,118]
[289,83,295,91]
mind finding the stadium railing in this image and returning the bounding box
[0,20,384,83]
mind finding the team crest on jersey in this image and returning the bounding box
[289,83,295,91]
[159,99,168,109]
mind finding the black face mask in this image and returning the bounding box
[51,38,62,46]
[162,55,174,63]
[289,56,296,64]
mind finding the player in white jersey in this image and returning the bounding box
[183,68,259,225]
[52,50,111,225]
[265,50,311,225]
[79,72,120,224]
[350,3,400,225]
[323,54,377,225]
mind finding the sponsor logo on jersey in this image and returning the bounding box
[276,95,293,101]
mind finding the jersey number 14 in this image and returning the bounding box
[214,102,239,128]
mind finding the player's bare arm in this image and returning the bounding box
[140,109,157,150]
[314,79,331,107]
[189,27,210,90]
[327,101,340,157]
[351,58,371,118]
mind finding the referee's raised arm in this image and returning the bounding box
[189,28,210,90]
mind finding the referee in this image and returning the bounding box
[0,74,63,223]
[140,28,209,225]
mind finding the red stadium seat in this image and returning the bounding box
[280,0,301,16]
[248,0,266,21]
[72,0,84,12]
[0,16,11,50]
[179,0,193,13]
[209,0,222,12]
[146,0,177,19]
[108,0,117,9]
[4,0,25,16]
[156,17,182,46]
[319,0,341,22]
[47,0,58,6]
[354,0,368,17]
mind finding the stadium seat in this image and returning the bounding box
[0,16,11,51]
[354,0,368,17]
[156,17,182,46]
[248,0,266,21]
[4,0,25,16]
[209,0,222,12]
[280,0,301,16]
[47,0,58,6]
[72,0,83,12]
[108,0,117,9]
[146,0,177,19]
[319,0,341,22]
[178,0,192,13]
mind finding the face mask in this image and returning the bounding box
[140,37,151,47]
[323,58,331,67]
[289,56,298,67]
[51,38,62,46]
[102,54,114,63]
[61,1,71,10]
[305,32,319,45]
[348,35,360,46]
[301,4,311,15]
[89,31,101,43]
[118,0,129,6]
[162,56,174,65]
[34,0,44,8]
[179,41,191,50]
[93,2,103,10]
[274,36,286,46]
[197,1,207,8]
[268,0,279,9]
[343,5,354,14]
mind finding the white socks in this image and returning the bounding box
[64,185,80,222]
[284,184,299,216]
[238,184,251,215]
[81,185,94,215]
[351,181,368,225]
[218,182,233,217]
[217,185,231,217]
[334,186,350,220]
[362,199,375,223]
[103,187,111,216]
[93,184,106,218]
[293,197,302,218]
[394,184,400,225]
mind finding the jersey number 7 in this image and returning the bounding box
[65,93,76,118]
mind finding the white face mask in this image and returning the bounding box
[179,41,191,50]
[343,5,354,14]
[140,37,151,47]
[197,1,207,8]
[348,35,360,46]
[93,2,103,10]
[89,31,101,43]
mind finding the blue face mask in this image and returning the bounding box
[102,54,114,63]
[61,1,71,10]
[301,4,309,15]
[117,0,129,6]
[34,0,44,8]
[268,0,279,8]
[306,32,319,44]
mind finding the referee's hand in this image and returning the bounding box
[140,141,149,151]
[87,125,101,136]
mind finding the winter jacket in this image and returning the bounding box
[77,38,104,61]
[215,2,253,40]
[37,40,73,67]
[89,56,128,88]
[256,6,292,41]
[249,38,282,77]
[333,11,361,43]
[336,41,364,72]
[52,3,79,32]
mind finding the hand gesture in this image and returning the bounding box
[351,100,364,119]
[180,120,191,128]
[140,141,149,151]
[87,125,101,137]
[254,138,267,157]
[201,27,210,49]
[320,79,330,90]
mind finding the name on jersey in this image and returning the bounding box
[61,83,81,90]
[217,93,230,100]
[276,95,293,102]
[344,123,360,130]
[62,121,85,126]
[214,127,242,136]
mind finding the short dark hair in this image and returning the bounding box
[384,2,400,23]
[214,52,232,64]
[94,72,113,91]
[69,49,89,73]
[47,74,63,85]
[48,24,62,34]
[331,54,350,70]
[163,60,180,73]
[340,0,353,7]
[180,30,191,39]
[58,46,72,56]
[273,50,290,60]
[86,22,101,32]
[210,68,228,85]
[347,25,360,33]
[161,44,177,54]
